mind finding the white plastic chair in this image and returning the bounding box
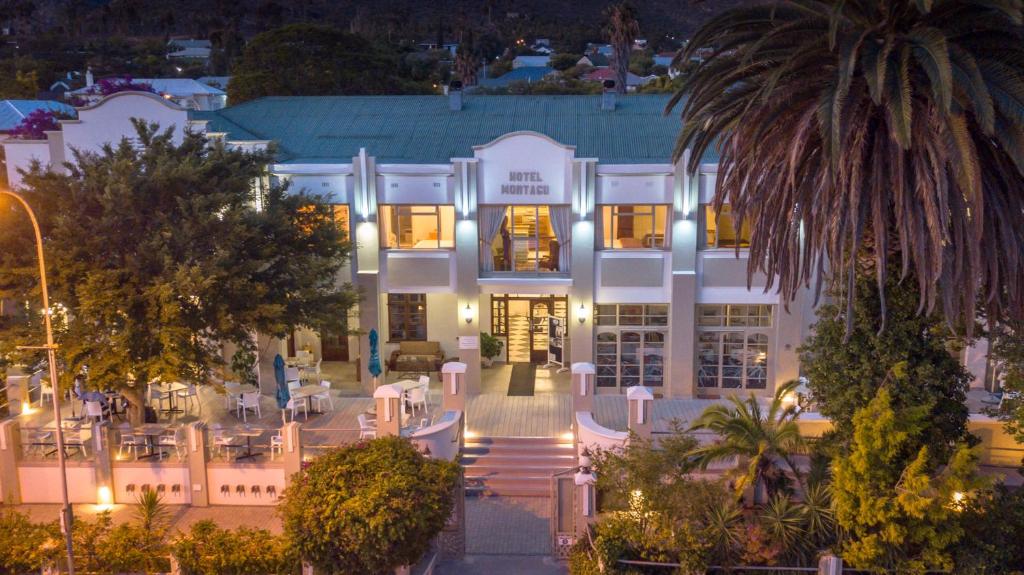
[85,400,108,422]
[407,386,428,415]
[284,366,300,383]
[287,380,301,391]
[270,434,284,460]
[40,379,55,405]
[296,350,313,366]
[63,427,87,457]
[237,392,261,422]
[313,380,333,412]
[418,375,432,405]
[358,414,376,439]
[148,383,171,412]
[117,423,139,460]
[286,396,308,420]
[209,424,236,458]
[223,382,242,410]
[158,426,185,461]
[176,384,199,412]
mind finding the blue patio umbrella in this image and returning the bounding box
[274,354,289,423]
[368,329,382,383]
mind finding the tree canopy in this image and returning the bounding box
[801,268,972,455]
[280,437,459,574]
[669,0,1024,333]
[227,24,431,103]
[0,122,356,419]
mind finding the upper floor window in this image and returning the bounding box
[332,204,350,242]
[380,205,455,249]
[600,205,669,249]
[702,204,751,249]
[481,205,571,273]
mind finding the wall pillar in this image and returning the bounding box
[186,422,209,506]
[570,362,595,413]
[818,554,843,575]
[373,383,404,437]
[441,361,467,412]
[0,419,22,503]
[669,151,698,398]
[453,159,481,395]
[353,148,381,395]
[281,422,303,487]
[93,422,113,506]
[569,160,596,367]
[626,386,654,439]
[574,449,596,538]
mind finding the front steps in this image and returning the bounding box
[462,436,576,497]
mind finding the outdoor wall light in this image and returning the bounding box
[577,302,588,324]
[463,304,473,324]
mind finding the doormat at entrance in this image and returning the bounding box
[507,362,537,396]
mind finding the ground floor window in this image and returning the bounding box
[696,304,772,390]
[387,293,427,342]
[594,304,668,389]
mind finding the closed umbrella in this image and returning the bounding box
[368,329,382,388]
[274,354,289,424]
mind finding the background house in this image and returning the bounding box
[167,38,212,62]
[474,66,555,90]
[0,100,75,134]
[512,55,551,69]
[69,78,227,111]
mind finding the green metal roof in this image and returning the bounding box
[192,95,718,165]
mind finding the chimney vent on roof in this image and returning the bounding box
[601,80,616,111]
[449,80,463,111]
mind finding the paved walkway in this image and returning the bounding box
[436,555,567,574]
[465,496,550,555]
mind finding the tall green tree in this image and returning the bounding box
[986,320,1024,452]
[832,389,984,573]
[669,0,1024,333]
[605,2,639,95]
[0,121,356,422]
[801,268,972,454]
[227,24,430,103]
[686,380,805,505]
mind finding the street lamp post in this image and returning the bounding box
[1,188,75,574]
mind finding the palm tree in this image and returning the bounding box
[669,1,1024,334]
[687,380,805,505]
[605,2,639,95]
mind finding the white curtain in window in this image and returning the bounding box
[550,205,572,272]
[479,206,507,271]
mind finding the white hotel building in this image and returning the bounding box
[3,89,909,401]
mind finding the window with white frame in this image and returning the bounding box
[696,304,772,390]
[594,304,668,389]
[600,205,669,249]
[701,204,752,249]
[380,205,455,249]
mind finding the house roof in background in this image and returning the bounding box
[583,68,650,87]
[477,66,554,88]
[197,76,231,90]
[512,55,551,67]
[0,99,76,132]
[191,94,720,165]
[70,78,225,97]
[581,53,610,67]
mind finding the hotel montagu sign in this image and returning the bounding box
[501,171,550,196]
[476,132,573,205]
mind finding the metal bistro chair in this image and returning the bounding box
[176,383,200,413]
[85,400,109,423]
[209,423,237,459]
[270,434,284,460]
[158,426,186,461]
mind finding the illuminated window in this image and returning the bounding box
[332,204,350,242]
[380,205,455,249]
[600,205,669,249]
[594,304,668,389]
[702,204,751,248]
[696,304,772,390]
[388,293,427,341]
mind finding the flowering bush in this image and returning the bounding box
[10,109,67,140]
[92,76,155,96]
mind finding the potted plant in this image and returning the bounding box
[480,332,503,368]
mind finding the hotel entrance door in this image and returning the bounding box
[491,295,568,364]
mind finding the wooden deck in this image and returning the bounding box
[593,395,729,432]
[466,393,573,438]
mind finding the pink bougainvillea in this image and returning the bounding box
[92,76,155,96]
[10,109,67,140]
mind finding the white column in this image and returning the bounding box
[570,362,596,413]
[373,383,404,437]
[626,386,654,439]
[441,361,467,412]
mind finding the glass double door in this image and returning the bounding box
[492,295,568,364]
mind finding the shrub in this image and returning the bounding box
[480,331,503,360]
[280,436,460,574]
[171,520,298,575]
[0,510,60,573]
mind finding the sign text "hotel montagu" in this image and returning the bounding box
[500,171,550,196]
